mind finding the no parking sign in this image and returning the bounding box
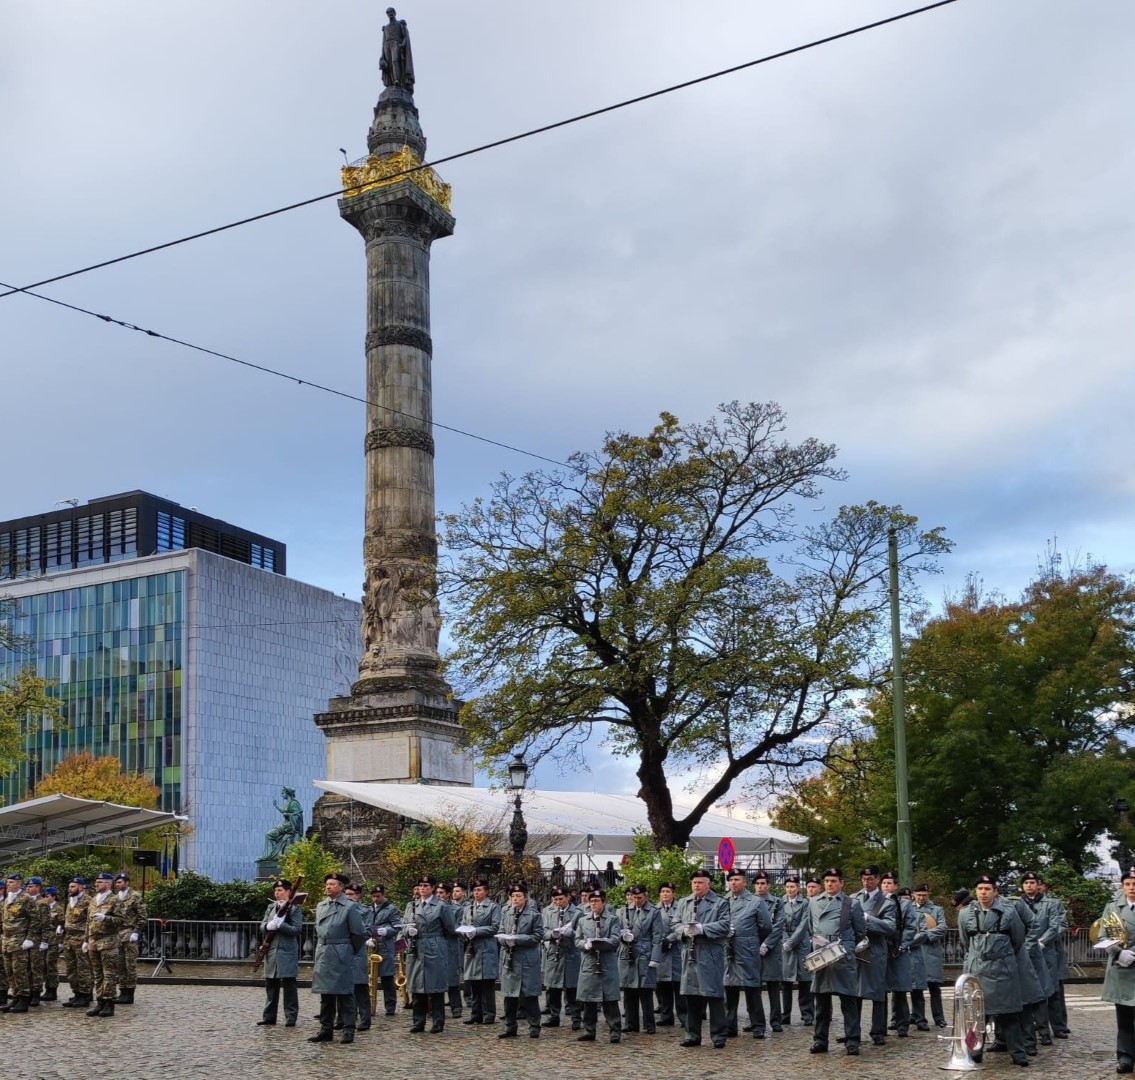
[718,836,735,872]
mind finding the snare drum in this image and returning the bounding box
[804,939,848,973]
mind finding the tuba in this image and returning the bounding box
[938,971,985,1070]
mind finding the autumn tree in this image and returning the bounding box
[441,402,950,848]
[1,595,65,778]
[37,752,160,807]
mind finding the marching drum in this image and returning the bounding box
[803,939,847,973]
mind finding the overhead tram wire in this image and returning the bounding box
[0,278,574,471]
[0,0,959,301]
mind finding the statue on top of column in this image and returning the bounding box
[381,7,415,92]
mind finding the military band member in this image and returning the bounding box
[113,871,145,1005]
[309,872,367,1044]
[460,876,501,1025]
[38,885,64,1002]
[497,881,544,1039]
[880,873,916,1037]
[723,868,772,1039]
[404,873,456,1034]
[367,884,401,1017]
[795,866,867,1056]
[1020,871,1055,1045]
[575,886,624,1042]
[853,864,896,1046]
[452,881,473,1007]
[781,874,814,1025]
[753,870,786,1031]
[1038,876,1071,1038]
[1005,878,1050,1059]
[910,882,947,1029]
[655,881,686,1028]
[436,881,463,1018]
[958,873,1028,1067]
[257,877,303,1027]
[84,871,122,1017]
[675,867,730,1049]
[541,885,581,1028]
[618,883,663,1034]
[61,877,93,1009]
[343,883,372,1032]
[2,872,45,1014]
[1100,865,1135,1073]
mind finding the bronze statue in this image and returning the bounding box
[260,786,304,861]
[380,7,415,91]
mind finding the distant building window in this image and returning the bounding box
[251,544,276,572]
[157,512,187,553]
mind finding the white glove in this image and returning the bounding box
[21,939,34,950]
[1037,940,1046,950]
[620,929,635,943]
[855,937,870,953]
[129,932,139,943]
[683,922,702,939]
[266,916,284,931]
[648,960,658,968]
[56,926,64,936]
[559,924,574,938]
[582,939,594,951]
[94,912,106,921]
[782,941,793,952]
[1119,949,1135,968]
[759,943,770,956]
[373,926,388,938]
[494,932,508,943]
[405,925,418,938]
[81,942,89,953]
[39,941,49,951]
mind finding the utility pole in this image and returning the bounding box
[889,527,913,885]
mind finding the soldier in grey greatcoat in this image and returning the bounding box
[496,881,544,1039]
[367,884,402,1017]
[1007,886,1051,1057]
[752,870,786,1031]
[1038,876,1071,1038]
[459,876,501,1025]
[257,877,303,1027]
[958,873,1028,1067]
[880,874,917,1037]
[723,868,772,1038]
[342,884,372,1032]
[574,887,624,1042]
[617,883,663,1034]
[674,867,731,1049]
[436,882,463,1018]
[910,883,947,1029]
[780,875,814,1025]
[789,866,867,1056]
[541,886,581,1028]
[853,864,897,1046]
[309,872,367,1045]
[403,874,457,1033]
[655,882,686,1028]
[1020,871,1055,1044]
[1099,865,1135,1074]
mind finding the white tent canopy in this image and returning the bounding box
[0,794,186,862]
[315,780,807,868]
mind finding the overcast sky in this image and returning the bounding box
[4,1,1134,796]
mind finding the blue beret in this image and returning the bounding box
[43,886,58,896]
[96,872,115,881]
[6,872,24,881]
[70,876,88,886]
[28,876,43,886]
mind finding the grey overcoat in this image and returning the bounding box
[724,890,771,989]
[617,900,663,989]
[854,888,897,1003]
[798,891,867,999]
[461,897,502,982]
[541,902,581,989]
[575,906,622,1002]
[259,900,303,980]
[1100,901,1135,1008]
[403,895,457,995]
[674,890,730,998]
[958,897,1026,1016]
[497,900,544,998]
[311,894,366,996]
[780,895,812,983]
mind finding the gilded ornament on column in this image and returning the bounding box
[341,145,452,211]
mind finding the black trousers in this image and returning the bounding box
[503,994,541,1034]
[582,998,622,1037]
[861,995,888,1039]
[622,987,655,1032]
[783,979,813,1023]
[889,989,910,1034]
[813,991,860,1050]
[1116,1003,1135,1069]
[656,979,686,1026]
[1048,982,1069,1034]
[685,994,728,1045]
[545,985,579,1021]
[318,993,354,1035]
[379,974,396,1015]
[468,978,497,1022]
[353,983,371,1028]
[447,984,463,1015]
[263,977,298,1024]
[725,985,765,1036]
[412,991,445,1030]
[765,979,784,1026]
[993,1011,1028,1062]
[911,981,945,1026]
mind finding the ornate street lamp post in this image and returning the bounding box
[508,753,529,863]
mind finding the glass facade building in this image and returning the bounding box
[0,497,360,880]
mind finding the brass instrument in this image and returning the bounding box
[924,913,939,930]
[937,971,985,1070]
[368,951,383,1011]
[1091,908,1129,948]
[394,949,410,1006]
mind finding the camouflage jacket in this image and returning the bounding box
[2,890,45,950]
[40,900,65,946]
[63,892,91,945]
[86,889,123,948]
[116,889,147,942]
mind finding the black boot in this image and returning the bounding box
[8,996,30,1014]
[64,993,93,1008]
[87,999,105,1016]
[98,1000,116,1017]
[28,990,41,1007]
[114,987,135,1005]
[42,987,58,1002]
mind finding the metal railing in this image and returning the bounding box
[144,919,318,963]
[941,928,1097,969]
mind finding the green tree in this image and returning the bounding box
[146,871,275,920]
[603,832,705,908]
[0,667,65,779]
[280,835,342,910]
[442,401,949,849]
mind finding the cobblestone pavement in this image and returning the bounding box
[0,984,1123,1080]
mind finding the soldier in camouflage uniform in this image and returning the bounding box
[24,876,50,1006]
[113,871,146,1005]
[0,879,7,1007]
[85,871,123,1017]
[2,871,45,1014]
[38,885,65,1002]
[61,877,94,1008]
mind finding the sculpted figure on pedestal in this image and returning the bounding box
[380,7,415,91]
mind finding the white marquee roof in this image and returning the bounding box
[314,780,807,861]
[0,794,186,862]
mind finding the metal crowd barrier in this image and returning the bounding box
[942,928,1095,968]
[143,919,318,963]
